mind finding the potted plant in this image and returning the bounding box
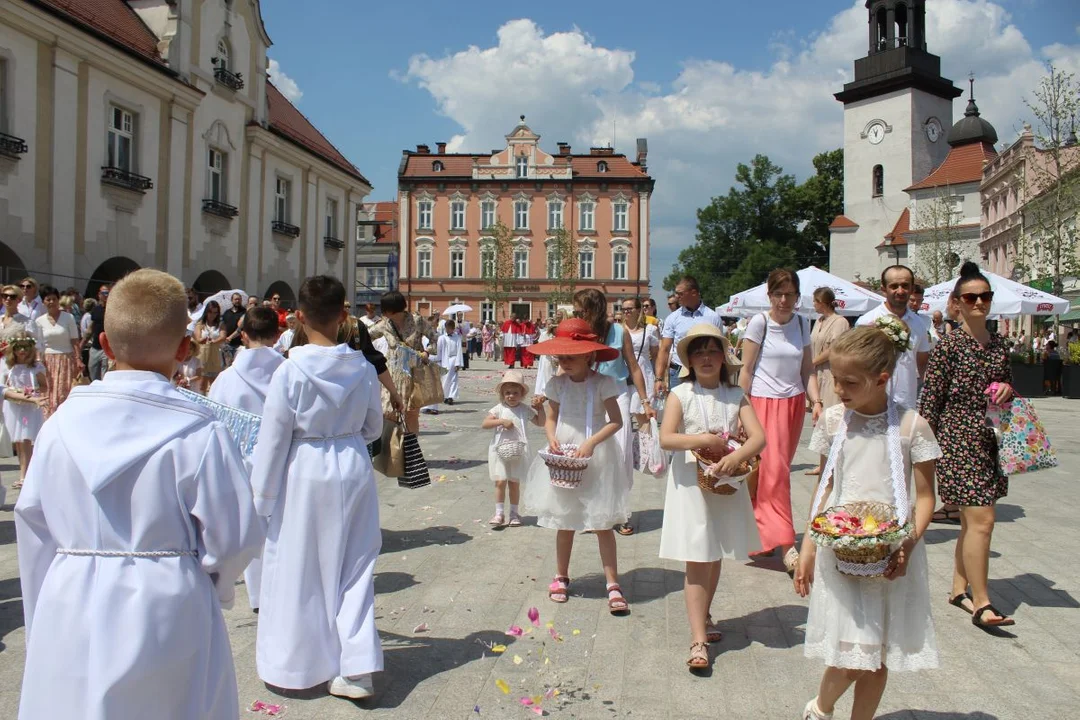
[1062,342,1080,399]
[1009,347,1045,398]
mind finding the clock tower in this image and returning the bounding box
[828,0,962,282]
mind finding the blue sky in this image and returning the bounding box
[261,0,1080,303]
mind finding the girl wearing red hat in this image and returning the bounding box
[523,318,632,615]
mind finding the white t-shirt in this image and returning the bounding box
[34,312,80,354]
[744,312,811,398]
[855,304,930,409]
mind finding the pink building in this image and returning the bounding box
[394,117,654,324]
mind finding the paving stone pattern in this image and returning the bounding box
[1,358,1078,719]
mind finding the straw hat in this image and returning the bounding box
[676,323,736,378]
[526,318,620,362]
[496,369,527,396]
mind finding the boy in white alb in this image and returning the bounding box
[250,275,384,700]
[436,319,462,406]
[15,269,262,720]
[208,306,282,612]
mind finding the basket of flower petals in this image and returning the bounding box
[539,444,590,489]
[692,433,755,496]
[809,501,912,577]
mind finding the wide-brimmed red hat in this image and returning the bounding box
[527,318,620,362]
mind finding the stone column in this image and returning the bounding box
[166,104,189,277]
[50,47,80,281]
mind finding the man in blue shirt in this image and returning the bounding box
[655,275,725,395]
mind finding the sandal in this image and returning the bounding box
[686,641,709,670]
[615,523,635,536]
[488,513,505,527]
[932,507,960,524]
[606,584,630,616]
[705,614,723,643]
[548,576,569,604]
[507,513,522,527]
[972,604,1015,628]
[783,547,800,578]
[948,591,974,615]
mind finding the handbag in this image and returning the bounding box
[398,424,431,489]
[372,415,406,478]
[985,394,1057,475]
[636,417,666,477]
[408,361,444,410]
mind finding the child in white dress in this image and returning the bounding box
[795,324,940,720]
[523,318,631,615]
[658,323,764,671]
[482,369,546,527]
[2,334,49,486]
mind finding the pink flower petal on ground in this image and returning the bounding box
[532,708,544,716]
[413,623,429,633]
[520,697,534,706]
[527,606,540,626]
[506,625,524,637]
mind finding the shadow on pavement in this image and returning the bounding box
[879,713,999,720]
[571,566,685,604]
[381,525,472,554]
[987,573,1079,614]
[993,503,1025,522]
[711,604,810,654]
[426,459,487,471]
[0,519,14,546]
[625,507,663,535]
[374,571,419,595]
[0,576,24,653]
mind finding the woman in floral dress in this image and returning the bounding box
[918,262,1015,629]
[368,291,436,434]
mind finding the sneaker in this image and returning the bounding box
[802,698,832,720]
[329,674,374,699]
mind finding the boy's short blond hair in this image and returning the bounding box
[105,269,189,366]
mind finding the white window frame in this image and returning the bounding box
[514,248,529,279]
[215,38,231,70]
[546,247,560,278]
[514,200,530,230]
[208,148,225,202]
[578,248,595,279]
[547,198,564,230]
[451,199,466,231]
[417,246,433,278]
[612,197,629,233]
[481,199,496,230]
[547,301,557,319]
[325,198,338,239]
[364,266,388,290]
[417,198,433,230]
[450,248,465,278]
[597,160,609,173]
[516,154,528,178]
[274,177,290,223]
[0,59,8,133]
[481,301,495,325]
[613,248,628,281]
[480,245,495,279]
[579,200,595,231]
[107,105,136,173]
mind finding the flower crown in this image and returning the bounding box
[874,315,911,352]
[7,335,36,354]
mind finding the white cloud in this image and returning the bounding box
[402,4,1080,294]
[268,58,303,103]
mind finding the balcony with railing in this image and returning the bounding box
[324,236,345,250]
[272,220,300,237]
[0,132,29,159]
[214,66,245,91]
[101,166,153,192]
[202,198,239,219]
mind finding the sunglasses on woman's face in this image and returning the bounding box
[2,294,18,300]
[959,291,994,305]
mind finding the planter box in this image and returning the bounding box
[1063,365,1080,399]
[1010,362,1045,398]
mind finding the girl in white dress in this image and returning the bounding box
[482,369,546,527]
[1,334,49,486]
[658,323,765,670]
[524,318,631,615]
[794,324,940,720]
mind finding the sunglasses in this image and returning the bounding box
[2,293,18,300]
[20,284,34,289]
[959,291,994,305]
[621,306,637,312]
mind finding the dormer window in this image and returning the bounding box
[432,160,444,172]
[597,161,609,173]
[516,155,528,179]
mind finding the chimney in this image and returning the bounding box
[557,142,571,155]
[436,142,447,154]
[590,147,615,156]
[636,138,648,170]
[416,144,430,154]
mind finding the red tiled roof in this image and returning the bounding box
[34,0,165,66]
[906,142,997,191]
[266,83,370,186]
[878,208,911,248]
[569,155,648,178]
[829,214,859,230]
[400,151,648,180]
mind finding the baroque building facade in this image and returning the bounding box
[0,0,369,303]
[395,118,653,325]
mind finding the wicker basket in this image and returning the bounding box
[539,444,590,489]
[495,440,527,460]
[691,444,754,496]
[809,501,908,578]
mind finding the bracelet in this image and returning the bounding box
[812,400,823,406]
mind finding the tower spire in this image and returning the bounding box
[965,73,980,117]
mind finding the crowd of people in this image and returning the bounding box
[2,260,1038,720]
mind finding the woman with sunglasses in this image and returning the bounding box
[918,262,1015,630]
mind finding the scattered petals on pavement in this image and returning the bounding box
[506,625,524,637]
[496,678,511,694]
[412,622,429,633]
[527,606,540,627]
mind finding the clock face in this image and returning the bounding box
[926,118,942,142]
[867,122,886,145]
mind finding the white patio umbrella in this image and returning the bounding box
[203,288,248,310]
[727,266,883,317]
[442,303,473,315]
[921,271,1069,317]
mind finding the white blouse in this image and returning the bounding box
[35,312,79,354]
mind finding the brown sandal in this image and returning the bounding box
[686,641,709,669]
[606,584,630,615]
[548,576,569,604]
[705,614,723,643]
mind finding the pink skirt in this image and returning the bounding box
[43,352,76,419]
[749,394,805,552]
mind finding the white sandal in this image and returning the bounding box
[802,698,833,720]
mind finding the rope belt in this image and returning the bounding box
[295,430,364,442]
[57,548,197,558]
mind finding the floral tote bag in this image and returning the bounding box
[986,395,1057,475]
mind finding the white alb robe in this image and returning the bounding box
[436,332,461,402]
[15,371,262,720]
[208,346,285,610]
[250,343,384,689]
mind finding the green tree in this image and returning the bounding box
[547,227,580,307]
[482,220,516,321]
[793,148,844,268]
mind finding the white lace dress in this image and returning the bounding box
[659,383,761,562]
[487,402,537,482]
[804,404,941,672]
[523,373,629,531]
[628,325,659,414]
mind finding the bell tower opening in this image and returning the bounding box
[895,3,908,47]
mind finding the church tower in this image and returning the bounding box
[828,0,963,282]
